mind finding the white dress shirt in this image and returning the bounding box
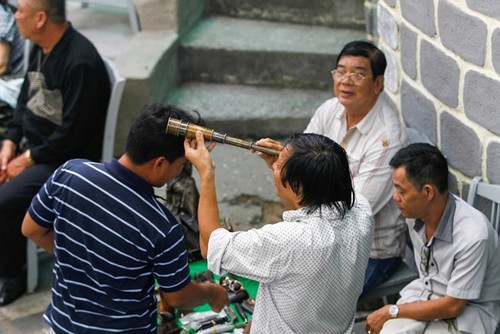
[208,195,374,333]
[304,96,408,259]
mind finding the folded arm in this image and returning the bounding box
[366,295,467,334]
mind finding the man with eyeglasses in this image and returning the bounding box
[256,40,408,298]
[366,143,500,334]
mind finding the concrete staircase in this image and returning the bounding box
[165,0,367,139]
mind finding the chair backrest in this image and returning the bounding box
[101,57,125,162]
[467,176,500,235]
[23,40,33,74]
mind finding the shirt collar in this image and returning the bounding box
[337,97,383,136]
[283,205,340,222]
[104,159,155,197]
[413,192,455,243]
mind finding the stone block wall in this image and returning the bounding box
[368,0,500,193]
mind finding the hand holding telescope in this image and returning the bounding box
[166,118,281,156]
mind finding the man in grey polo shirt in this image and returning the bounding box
[366,143,500,334]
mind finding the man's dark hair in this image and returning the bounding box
[39,0,66,23]
[280,133,355,217]
[335,40,387,78]
[389,143,449,193]
[125,103,203,165]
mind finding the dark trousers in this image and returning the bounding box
[360,256,403,298]
[0,163,58,277]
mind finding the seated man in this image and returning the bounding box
[185,132,374,333]
[366,143,500,334]
[257,40,409,297]
[22,103,228,333]
[0,0,110,305]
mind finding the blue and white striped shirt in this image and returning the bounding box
[29,159,190,333]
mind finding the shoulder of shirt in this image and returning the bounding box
[353,193,372,213]
[59,158,98,172]
[452,195,491,236]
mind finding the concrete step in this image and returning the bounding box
[164,82,332,138]
[206,0,366,29]
[179,17,366,90]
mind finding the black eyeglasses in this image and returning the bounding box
[420,237,435,276]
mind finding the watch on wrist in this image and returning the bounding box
[389,304,399,318]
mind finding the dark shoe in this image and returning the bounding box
[0,273,27,306]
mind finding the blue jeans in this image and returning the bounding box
[360,257,402,298]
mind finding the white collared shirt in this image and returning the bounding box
[400,194,500,333]
[304,96,408,259]
[208,196,374,333]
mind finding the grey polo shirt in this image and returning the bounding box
[399,194,500,333]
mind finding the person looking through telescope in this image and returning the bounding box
[185,131,374,333]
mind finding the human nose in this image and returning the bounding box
[339,73,355,84]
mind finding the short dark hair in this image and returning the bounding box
[335,40,387,78]
[280,133,355,217]
[38,0,66,23]
[389,143,449,193]
[125,103,203,165]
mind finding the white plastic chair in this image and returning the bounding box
[69,0,141,34]
[466,177,500,334]
[26,57,125,293]
[101,57,126,162]
[467,177,500,235]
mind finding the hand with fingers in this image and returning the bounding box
[365,304,391,334]
[253,137,283,169]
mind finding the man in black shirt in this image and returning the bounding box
[0,0,110,305]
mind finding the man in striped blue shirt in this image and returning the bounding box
[21,103,228,333]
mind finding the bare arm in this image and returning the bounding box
[21,212,55,253]
[0,42,11,75]
[0,139,16,184]
[184,131,220,258]
[366,296,467,334]
[161,280,228,312]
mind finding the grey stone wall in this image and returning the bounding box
[372,0,500,192]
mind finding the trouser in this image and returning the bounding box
[0,163,58,277]
[380,318,463,334]
[0,104,13,140]
[360,256,403,298]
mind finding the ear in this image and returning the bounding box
[35,10,48,29]
[153,156,167,172]
[422,184,435,200]
[374,75,384,94]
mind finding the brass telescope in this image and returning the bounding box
[166,118,281,156]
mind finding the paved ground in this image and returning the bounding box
[0,4,374,333]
